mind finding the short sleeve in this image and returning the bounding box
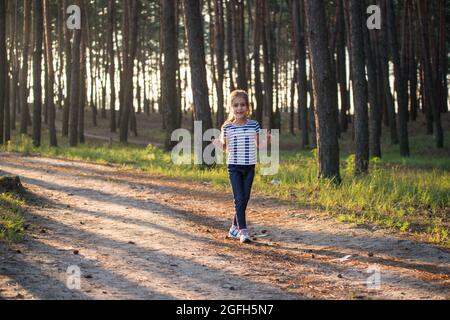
[222,125,228,139]
[255,121,261,134]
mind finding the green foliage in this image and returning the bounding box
[7,134,34,156]
[0,192,24,241]
[343,154,356,176]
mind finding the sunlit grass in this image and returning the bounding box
[3,130,449,247]
[0,192,25,241]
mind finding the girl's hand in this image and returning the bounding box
[211,137,226,150]
[211,137,219,146]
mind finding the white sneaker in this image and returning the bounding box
[239,229,251,243]
[227,226,240,240]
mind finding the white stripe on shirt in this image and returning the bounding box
[223,119,261,165]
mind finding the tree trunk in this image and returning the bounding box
[378,1,398,145]
[87,7,97,128]
[233,0,247,91]
[438,0,447,113]
[290,60,296,135]
[225,0,235,91]
[386,0,410,156]
[4,1,12,142]
[207,0,217,122]
[0,0,5,144]
[108,0,116,133]
[56,0,64,112]
[417,0,443,148]
[305,0,341,183]
[19,0,31,135]
[183,0,213,165]
[162,0,180,151]
[119,0,139,143]
[349,0,369,174]
[262,1,274,129]
[336,0,349,133]
[214,0,225,128]
[10,1,19,131]
[118,0,130,129]
[364,11,381,159]
[32,0,43,148]
[62,0,71,136]
[292,0,309,148]
[408,1,418,122]
[78,0,88,144]
[253,0,263,126]
[43,0,57,147]
[308,64,317,149]
[69,2,82,147]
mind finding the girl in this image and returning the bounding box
[215,89,271,243]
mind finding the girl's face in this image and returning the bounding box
[231,96,248,120]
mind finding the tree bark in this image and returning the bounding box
[308,64,317,149]
[43,0,57,147]
[417,0,443,148]
[183,0,213,165]
[336,0,349,133]
[161,0,180,151]
[225,0,235,91]
[4,0,12,142]
[262,1,274,128]
[19,0,31,135]
[62,0,71,137]
[56,1,64,112]
[386,0,410,156]
[10,1,19,131]
[233,0,247,91]
[69,1,82,147]
[107,0,116,133]
[78,0,88,144]
[305,0,341,183]
[253,0,263,126]
[0,0,5,144]
[438,0,447,113]
[119,0,139,143]
[292,0,309,148]
[408,0,418,122]
[32,0,43,147]
[378,0,398,145]
[349,0,369,174]
[365,14,381,159]
[214,0,225,128]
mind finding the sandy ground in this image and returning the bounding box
[0,152,448,300]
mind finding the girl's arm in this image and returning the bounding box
[221,136,228,152]
[211,136,227,152]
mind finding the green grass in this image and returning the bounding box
[0,192,25,241]
[3,130,449,247]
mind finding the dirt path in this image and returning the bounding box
[0,152,448,300]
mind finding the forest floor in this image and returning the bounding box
[0,152,448,300]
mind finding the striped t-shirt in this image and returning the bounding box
[223,119,261,165]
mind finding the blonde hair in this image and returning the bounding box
[221,89,251,126]
[220,90,251,143]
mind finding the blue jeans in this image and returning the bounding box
[227,164,256,230]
